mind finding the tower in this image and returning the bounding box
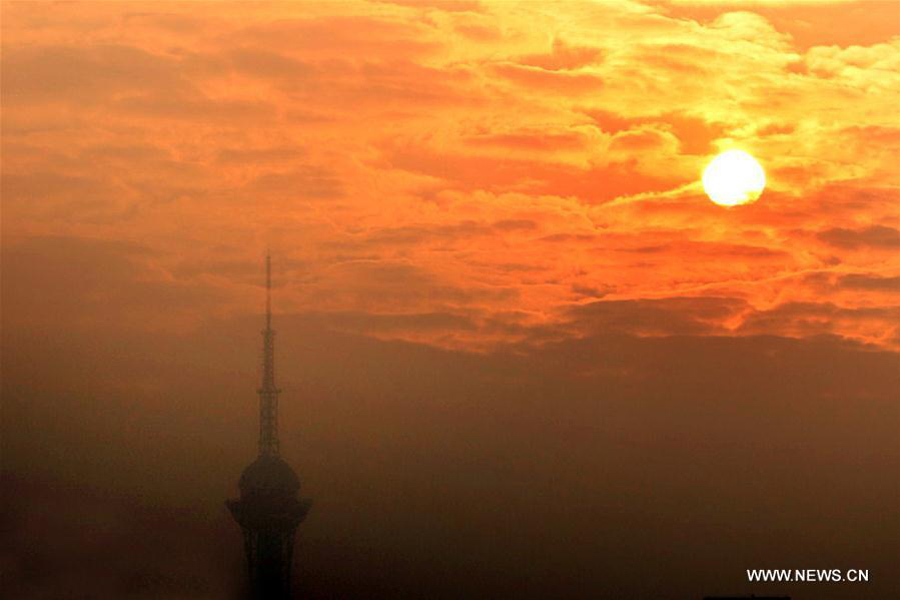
[228,254,311,600]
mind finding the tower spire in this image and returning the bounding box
[258,251,280,457]
[266,251,272,331]
[229,251,310,600]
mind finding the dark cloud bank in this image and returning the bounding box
[2,239,899,600]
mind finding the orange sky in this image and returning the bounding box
[2,0,898,351]
[3,4,900,598]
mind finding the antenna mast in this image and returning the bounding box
[258,251,280,456]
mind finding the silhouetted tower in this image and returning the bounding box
[228,254,310,599]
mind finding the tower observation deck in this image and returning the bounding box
[228,254,311,599]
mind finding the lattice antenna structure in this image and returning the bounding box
[258,251,281,457]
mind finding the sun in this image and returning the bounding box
[702,150,766,207]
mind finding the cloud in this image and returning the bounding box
[464,127,596,153]
[517,38,604,71]
[0,236,230,332]
[231,16,442,60]
[216,145,306,165]
[489,63,604,95]
[737,300,900,340]
[114,91,275,122]
[817,225,900,250]
[246,166,344,200]
[303,310,477,334]
[805,40,900,85]
[836,274,900,292]
[564,296,749,336]
[608,125,679,152]
[375,0,484,13]
[1,44,187,103]
[226,47,316,81]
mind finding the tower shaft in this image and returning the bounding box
[229,253,310,600]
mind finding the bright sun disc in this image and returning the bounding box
[702,150,766,207]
